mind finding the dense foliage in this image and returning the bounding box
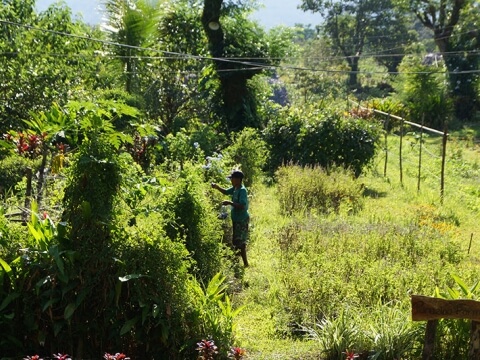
[262,105,380,176]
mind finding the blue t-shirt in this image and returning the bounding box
[225,185,249,222]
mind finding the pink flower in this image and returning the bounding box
[53,354,72,360]
[104,353,130,360]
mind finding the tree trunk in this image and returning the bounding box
[201,0,260,131]
[347,56,360,89]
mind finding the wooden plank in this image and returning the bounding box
[470,320,480,359]
[347,99,447,136]
[422,319,437,360]
[412,295,480,321]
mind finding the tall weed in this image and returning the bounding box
[275,164,364,215]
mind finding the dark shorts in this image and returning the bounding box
[232,218,249,248]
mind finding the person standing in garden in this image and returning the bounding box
[211,170,249,267]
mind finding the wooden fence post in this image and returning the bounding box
[440,125,448,204]
[399,118,404,187]
[422,319,438,360]
[470,320,480,358]
[384,114,389,177]
[417,115,424,192]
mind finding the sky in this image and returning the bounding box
[35,0,322,29]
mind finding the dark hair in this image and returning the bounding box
[228,170,244,179]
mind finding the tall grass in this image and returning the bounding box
[235,131,480,359]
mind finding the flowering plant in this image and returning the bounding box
[104,353,131,360]
[196,339,218,360]
[227,346,246,359]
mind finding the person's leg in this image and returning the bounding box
[233,220,249,267]
[239,244,248,267]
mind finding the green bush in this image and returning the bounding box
[393,57,453,129]
[263,105,380,176]
[275,164,364,216]
[113,212,195,358]
[0,155,40,194]
[223,127,269,187]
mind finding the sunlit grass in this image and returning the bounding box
[234,131,480,359]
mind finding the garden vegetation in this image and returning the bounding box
[1,0,480,359]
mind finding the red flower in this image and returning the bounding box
[344,350,359,360]
[228,346,246,359]
[23,356,43,360]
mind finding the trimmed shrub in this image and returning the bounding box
[263,105,380,176]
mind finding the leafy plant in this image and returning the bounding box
[263,105,380,176]
[189,273,244,356]
[303,309,361,360]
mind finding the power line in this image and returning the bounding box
[1,19,480,76]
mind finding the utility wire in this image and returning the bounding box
[1,19,480,76]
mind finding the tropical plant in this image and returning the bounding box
[189,273,244,356]
[103,0,160,94]
[393,56,452,129]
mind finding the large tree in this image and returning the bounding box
[201,0,277,131]
[0,0,101,130]
[300,0,409,89]
[401,0,479,120]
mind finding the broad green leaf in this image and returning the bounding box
[152,304,160,319]
[54,321,64,337]
[120,317,138,335]
[42,298,59,312]
[447,287,460,300]
[27,223,44,243]
[452,274,470,297]
[64,303,77,320]
[0,293,20,312]
[0,257,12,276]
[76,288,90,307]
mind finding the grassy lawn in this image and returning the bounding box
[233,129,480,359]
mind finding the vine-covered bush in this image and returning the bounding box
[223,127,269,188]
[161,164,230,283]
[0,137,239,359]
[262,105,380,176]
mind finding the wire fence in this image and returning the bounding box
[348,99,449,204]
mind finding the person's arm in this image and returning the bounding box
[211,182,228,195]
[223,188,246,209]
